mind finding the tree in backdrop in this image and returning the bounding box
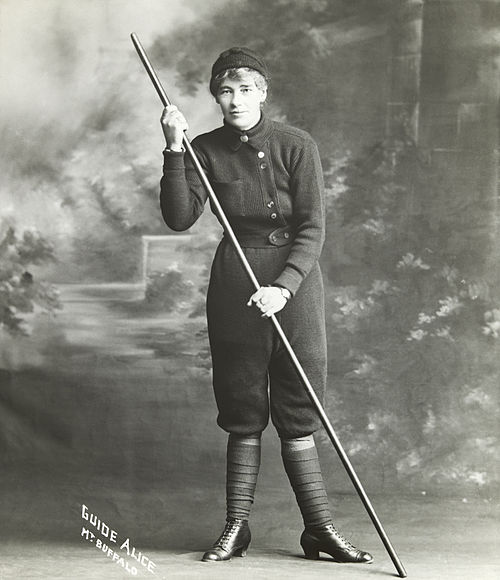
[150,0,396,155]
[57,87,168,282]
[322,128,499,493]
[0,225,60,337]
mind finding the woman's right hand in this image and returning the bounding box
[160,105,188,151]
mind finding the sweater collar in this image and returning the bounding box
[222,113,273,151]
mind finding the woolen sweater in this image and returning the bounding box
[160,113,325,296]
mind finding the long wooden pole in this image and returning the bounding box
[131,32,407,578]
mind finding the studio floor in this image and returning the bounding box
[0,481,498,580]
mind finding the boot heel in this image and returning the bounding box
[301,538,319,560]
[235,546,248,558]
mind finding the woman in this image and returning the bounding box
[160,47,372,565]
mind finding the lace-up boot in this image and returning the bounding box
[201,518,251,562]
[300,524,373,563]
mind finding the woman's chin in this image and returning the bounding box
[224,113,260,131]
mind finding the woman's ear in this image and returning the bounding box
[260,88,268,104]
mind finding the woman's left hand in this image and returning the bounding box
[247,286,289,318]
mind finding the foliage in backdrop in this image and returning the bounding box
[0,226,60,336]
[322,131,499,493]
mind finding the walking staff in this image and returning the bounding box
[131,33,406,578]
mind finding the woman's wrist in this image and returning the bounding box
[277,287,291,301]
[165,142,184,152]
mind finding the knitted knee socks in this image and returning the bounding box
[226,433,261,520]
[281,434,332,528]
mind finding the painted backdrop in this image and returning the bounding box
[0,0,499,549]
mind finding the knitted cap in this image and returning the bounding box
[209,47,268,95]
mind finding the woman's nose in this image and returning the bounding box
[231,91,242,107]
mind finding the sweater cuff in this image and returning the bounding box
[162,149,185,170]
[272,270,303,297]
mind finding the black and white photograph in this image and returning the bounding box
[0,1,499,578]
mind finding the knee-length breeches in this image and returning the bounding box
[206,240,327,439]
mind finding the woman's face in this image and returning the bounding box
[215,73,267,131]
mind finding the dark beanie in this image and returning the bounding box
[209,47,268,95]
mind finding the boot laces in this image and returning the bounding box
[214,520,241,549]
[325,524,356,551]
